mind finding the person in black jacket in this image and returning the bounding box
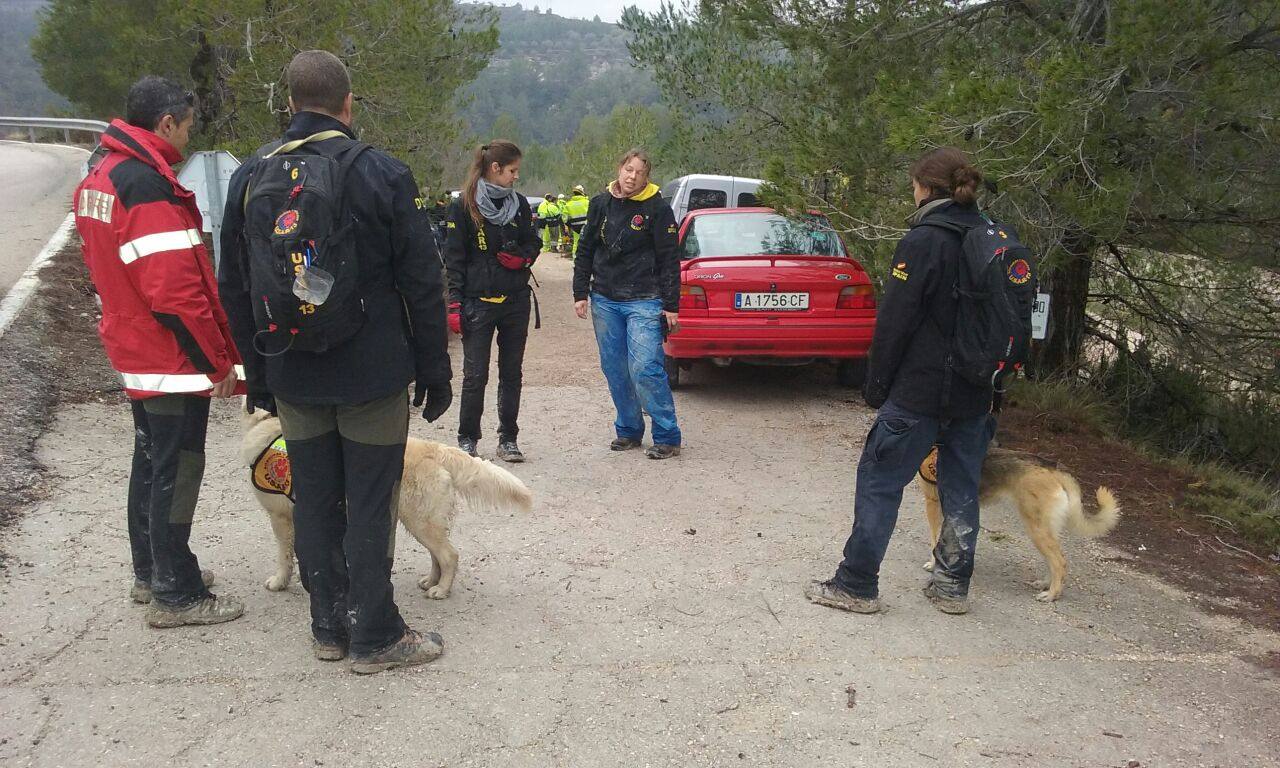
[444,140,541,462]
[219,51,453,672]
[572,149,682,459]
[806,147,997,616]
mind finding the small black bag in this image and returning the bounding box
[243,131,371,355]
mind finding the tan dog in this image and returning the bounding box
[919,446,1120,601]
[240,411,532,599]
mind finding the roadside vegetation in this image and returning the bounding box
[1010,376,1279,556]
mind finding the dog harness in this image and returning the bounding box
[251,435,294,501]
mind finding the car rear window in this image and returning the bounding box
[737,192,759,207]
[686,213,846,258]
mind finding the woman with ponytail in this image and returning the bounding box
[807,146,999,616]
[444,140,541,462]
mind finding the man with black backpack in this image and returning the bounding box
[806,147,1034,616]
[219,50,453,672]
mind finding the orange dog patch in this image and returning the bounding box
[252,436,294,501]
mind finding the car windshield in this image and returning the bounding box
[684,213,846,259]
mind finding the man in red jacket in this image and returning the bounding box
[74,76,244,628]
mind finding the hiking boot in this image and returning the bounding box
[645,444,681,460]
[313,637,348,662]
[804,580,882,614]
[922,582,970,615]
[130,569,215,604]
[496,440,525,463]
[457,437,478,457]
[146,594,245,628]
[610,437,642,452]
[349,629,444,675]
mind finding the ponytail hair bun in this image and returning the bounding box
[909,146,984,205]
[949,164,982,206]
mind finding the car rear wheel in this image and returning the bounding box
[836,359,867,389]
[664,355,682,388]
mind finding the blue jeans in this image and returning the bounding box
[590,293,682,446]
[834,400,995,599]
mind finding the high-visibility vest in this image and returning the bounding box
[537,201,561,220]
[564,195,590,227]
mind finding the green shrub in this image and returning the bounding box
[1094,346,1280,479]
[1182,466,1280,553]
[1006,377,1117,436]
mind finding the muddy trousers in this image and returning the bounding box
[590,294,681,446]
[458,293,530,443]
[127,395,213,607]
[276,391,409,656]
[834,400,995,599]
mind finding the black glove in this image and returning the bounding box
[413,380,453,423]
[862,386,887,410]
[246,392,277,416]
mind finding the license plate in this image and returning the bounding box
[734,292,809,311]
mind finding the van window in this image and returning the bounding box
[737,192,759,207]
[687,188,727,213]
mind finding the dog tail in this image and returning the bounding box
[437,447,533,514]
[1061,473,1121,538]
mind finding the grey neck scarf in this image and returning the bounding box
[906,197,952,227]
[476,178,519,226]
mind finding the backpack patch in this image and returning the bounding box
[273,210,300,235]
[1006,256,1031,285]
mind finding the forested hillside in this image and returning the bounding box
[0,0,66,114]
[5,1,668,190]
[461,5,660,146]
[4,2,658,153]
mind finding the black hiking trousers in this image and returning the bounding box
[458,292,531,443]
[276,390,409,656]
[127,395,214,608]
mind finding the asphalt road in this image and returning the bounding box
[0,141,86,301]
[1,254,1277,767]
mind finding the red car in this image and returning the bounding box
[664,207,877,387]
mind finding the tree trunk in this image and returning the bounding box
[189,30,219,136]
[1034,231,1095,377]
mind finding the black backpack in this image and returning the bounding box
[243,131,371,355]
[924,213,1037,388]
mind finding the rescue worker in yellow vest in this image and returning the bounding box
[563,185,591,256]
[556,194,570,253]
[537,193,562,253]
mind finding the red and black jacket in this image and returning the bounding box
[73,119,241,399]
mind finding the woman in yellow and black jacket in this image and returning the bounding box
[572,148,683,460]
[443,140,541,462]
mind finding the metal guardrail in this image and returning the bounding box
[0,116,109,143]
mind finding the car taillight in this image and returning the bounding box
[680,284,707,310]
[837,284,875,310]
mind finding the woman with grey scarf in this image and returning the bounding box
[443,141,542,462]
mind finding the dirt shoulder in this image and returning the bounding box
[0,237,117,533]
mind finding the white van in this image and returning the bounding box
[661,174,764,223]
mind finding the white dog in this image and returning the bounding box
[240,411,532,598]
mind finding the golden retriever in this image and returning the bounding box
[240,411,532,599]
